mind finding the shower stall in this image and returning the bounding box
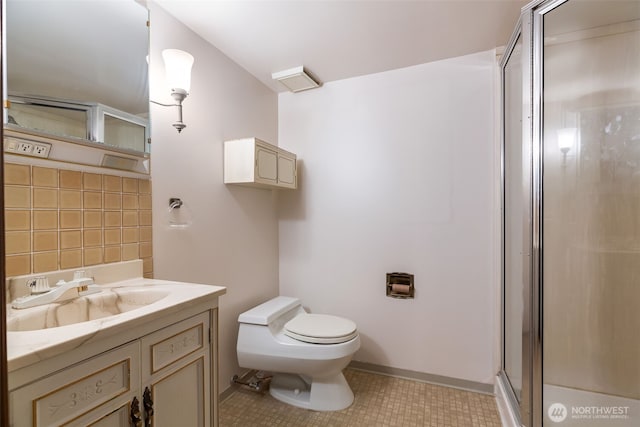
[498,0,640,426]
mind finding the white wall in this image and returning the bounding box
[278,50,499,385]
[149,3,280,394]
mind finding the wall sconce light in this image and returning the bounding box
[557,127,577,166]
[558,127,577,154]
[151,49,194,133]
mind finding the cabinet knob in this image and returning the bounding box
[143,386,154,427]
[130,396,142,427]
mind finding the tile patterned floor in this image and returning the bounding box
[220,368,503,426]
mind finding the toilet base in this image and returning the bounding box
[269,372,354,411]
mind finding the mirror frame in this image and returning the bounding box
[1,3,8,422]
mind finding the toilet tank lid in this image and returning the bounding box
[238,296,301,325]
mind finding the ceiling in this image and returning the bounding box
[154,0,528,93]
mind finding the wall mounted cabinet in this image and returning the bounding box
[224,137,297,189]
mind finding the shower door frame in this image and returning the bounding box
[498,15,530,427]
[500,0,572,426]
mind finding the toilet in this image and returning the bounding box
[237,296,360,411]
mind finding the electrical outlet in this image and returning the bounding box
[32,142,51,158]
[4,139,51,158]
[17,142,33,153]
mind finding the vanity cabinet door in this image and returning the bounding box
[9,341,140,427]
[140,312,212,427]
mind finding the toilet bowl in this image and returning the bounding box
[237,296,360,411]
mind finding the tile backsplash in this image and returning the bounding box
[4,163,153,278]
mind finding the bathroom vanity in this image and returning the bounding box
[6,261,226,427]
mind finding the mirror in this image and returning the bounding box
[4,0,150,153]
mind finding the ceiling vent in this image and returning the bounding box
[272,66,321,93]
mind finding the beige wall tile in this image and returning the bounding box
[122,243,139,261]
[104,193,121,210]
[6,231,31,254]
[33,188,58,208]
[32,167,58,187]
[83,229,103,247]
[60,250,82,270]
[83,211,102,228]
[105,211,122,228]
[33,231,58,252]
[33,251,58,273]
[60,230,82,249]
[60,210,82,229]
[138,179,151,194]
[104,229,121,245]
[138,194,152,210]
[59,190,82,209]
[140,227,152,242]
[5,163,31,185]
[139,211,152,226]
[6,254,31,277]
[139,241,152,258]
[123,211,138,227]
[122,194,138,210]
[123,177,138,193]
[33,210,58,230]
[5,210,31,231]
[84,248,103,266]
[59,170,82,189]
[83,191,103,209]
[142,257,153,274]
[83,173,102,190]
[104,246,121,263]
[4,167,153,279]
[122,228,139,244]
[5,186,31,208]
[103,175,122,192]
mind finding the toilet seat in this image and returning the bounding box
[284,313,358,344]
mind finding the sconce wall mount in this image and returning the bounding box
[151,49,194,133]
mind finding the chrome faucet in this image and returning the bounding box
[11,272,102,309]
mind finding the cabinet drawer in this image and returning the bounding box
[10,341,139,427]
[142,312,209,375]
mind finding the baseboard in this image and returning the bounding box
[220,385,236,402]
[348,361,494,395]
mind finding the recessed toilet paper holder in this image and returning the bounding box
[386,272,414,299]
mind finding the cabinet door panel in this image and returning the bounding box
[151,357,207,427]
[10,342,139,427]
[255,146,278,184]
[86,402,130,427]
[277,153,296,188]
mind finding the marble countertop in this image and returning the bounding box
[7,277,226,372]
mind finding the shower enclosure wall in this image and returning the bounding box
[499,0,640,426]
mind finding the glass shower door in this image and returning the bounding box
[502,26,532,425]
[541,0,640,425]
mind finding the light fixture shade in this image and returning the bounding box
[557,127,577,152]
[272,66,320,92]
[162,49,194,93]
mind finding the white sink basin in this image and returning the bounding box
[7,287,169,332]
[7,274,226,373]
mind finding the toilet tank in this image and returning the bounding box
[238,296,301,325]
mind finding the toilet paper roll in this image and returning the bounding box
[391,284,411,295]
